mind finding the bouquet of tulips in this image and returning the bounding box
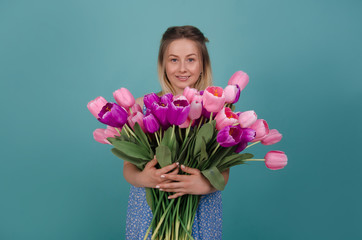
[88,71,287,240]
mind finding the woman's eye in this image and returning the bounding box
[188,58,195,62]
[171,59,177,62]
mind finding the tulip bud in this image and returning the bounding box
[238,110,257,128]
[189,100,202,120]
[250,119,269,142]
[87,96,108,118]
[183,86,198,103]
[93,126,119,144]
[224,84,241,104]
[128,111,146,132]
[113,88,135,109]
[143,93,160,109]
[130,103,142,113]
[228,71,249,91]
[261,129,282,145]
[143,113,160,133]
[264,151,288,170]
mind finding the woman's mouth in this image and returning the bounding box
[176,76,190,81]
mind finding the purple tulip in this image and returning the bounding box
[143,113,160,133]
[98,103,128,128]
[152,95,171,129]
[143,93,160,109]
[167,99,190,126]
[235,141,248,153]
[216,125,243,147]
[241,128,256,142]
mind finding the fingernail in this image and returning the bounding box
[181,165,185,169]
[168,196,171,199]
[176,162,179,166]
[155,185,160,188]
[160,175,165,178]
[159,189,163,191]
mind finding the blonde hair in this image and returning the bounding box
[158,25,213,95]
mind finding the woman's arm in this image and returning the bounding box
[156,166,230,199]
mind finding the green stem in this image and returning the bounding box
[154,132,160,146]
[245,141,260,149]
[245,159,265,161]
[151,199,175,240]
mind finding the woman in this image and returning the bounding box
[124,25,229,240]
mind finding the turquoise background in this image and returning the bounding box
[1,0,361,239]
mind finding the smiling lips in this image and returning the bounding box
[176,76,190,81]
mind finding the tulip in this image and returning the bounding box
[189,100,202,120]
[151,96,170,129]
[130,103,142,114]
[235,141,247,153]
[264,151,288,170]
[216,125,243,147]
[202,86,225,113]
[128,111,146,132]
[192,92,203,103]
[238,110,257,128]
[201,102,212,119]
[143,93,160,109]
[250,119,269,142]
[179,117,191,128]
[215,107,239,130]
[98,103,128,128]
[143,113,160,133]
[261,129,282,145]
[183,86,198,103]
[87,96,108,118]
[113,88,135,109]
[224,84,241,104]
[241,128,256,142]
[93,126,119,144]
[167,98,190,126]
[228,70,249,91]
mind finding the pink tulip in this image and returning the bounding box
[192,92,203,103]
[228,71,249,91]
[261,129,282,145]
[113,88,135,109]
[87,96,108,118]
[127,111,146,132]
[93,126,119,144]
[189,100,202,120]
[264,151,288,170]
[238,110,257,128]
[179,117,191,128]
[215,107,238,130]
[130,103,142,114]
[224,85,241,104]
[202,86,225,113]
[183,86,198,103]
[249,119,269,142]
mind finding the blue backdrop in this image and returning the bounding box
[1,0,361,239]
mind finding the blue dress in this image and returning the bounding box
[125,104,222,239]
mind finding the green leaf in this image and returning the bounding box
[109,139,151,160]
[110,148,147,170]
[193,122,215,156]
[133,123,151,149]
[217,153,254,172]
[156,145,172,168]
[201,166,225,191]
[198,137,208,164]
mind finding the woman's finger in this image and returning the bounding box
[157,181,184,190]
[181,165,200,175]
[145,157,158,168]
[161,173,186,182]
[167,192,185,199]
[158,162,179,174]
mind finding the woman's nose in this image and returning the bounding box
[179,61,186,72]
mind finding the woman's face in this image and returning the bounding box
[165,39,202,94]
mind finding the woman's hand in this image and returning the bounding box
[138,157,179,188]
[156,165,218,199]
